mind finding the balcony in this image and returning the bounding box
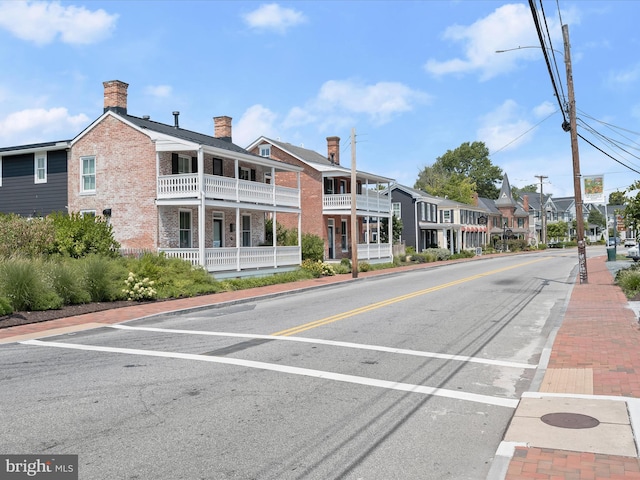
[157,174,299,208]
[322,192,391,214]
[159,246,301,273]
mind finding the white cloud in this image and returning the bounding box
[0,1,118,46]
[478,100,533,153]
[607,64,640,86]
[144,85,173,98]
[313,79,430,125]
[0,107,89,144]
[533,101,556,118]
[282,106,316,129]
[425,3,560,81]
[234,104,278,147]
[242,3,306,34]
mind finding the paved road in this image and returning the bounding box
[0,251,579,479]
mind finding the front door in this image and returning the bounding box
[327,220,335,259]
[213,218,223,247]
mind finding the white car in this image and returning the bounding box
[625,238,637,247]
[627,245,640,261]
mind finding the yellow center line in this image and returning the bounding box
[271,257,550,336]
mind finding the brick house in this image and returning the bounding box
[0,140,71,217]
[68,80,302,277]
[246,136,394,262]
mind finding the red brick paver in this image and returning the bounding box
[506,256,640,479]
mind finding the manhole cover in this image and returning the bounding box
[541,412,600,429]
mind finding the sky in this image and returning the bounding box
[1,0,640,200]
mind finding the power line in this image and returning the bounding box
[577,133,640,175]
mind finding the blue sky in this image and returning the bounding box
[1,0,639,200]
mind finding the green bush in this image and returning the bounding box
[423,248,451,261]
[616,266,640,298]
[0,297,13,315]
[44,259,91,305]
[79,255,124,302]
[411,252,437,263]
[301,233,325,261]
[451,250,475,259]
[358,261,370,272]
[123,272,157,301]
[49,212,120,258]
[0,214,55,258]
[0,257,61,311]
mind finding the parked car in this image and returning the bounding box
[608,237,620,246]
[627,245,640,262]
[624,238,637,247]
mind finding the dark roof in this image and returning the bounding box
[495,173,517,207]
[265,138,331,166]
[0,140,71,153]
[477,196,501,214]
[121,113,250,154]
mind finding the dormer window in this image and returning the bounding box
[259,144,271,157]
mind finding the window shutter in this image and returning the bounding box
[171,153,178,174]
[250,169,256,182]
[191,156,197,173]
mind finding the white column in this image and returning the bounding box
[197,148,206,269]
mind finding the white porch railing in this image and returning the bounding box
[323,193,391,213]
[159,246,301,273]
[158,174,299,207]
[357,243,392,260]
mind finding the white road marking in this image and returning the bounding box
[21,339,519,409]
[109,324,535,370]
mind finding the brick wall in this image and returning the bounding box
[69,114,158,250]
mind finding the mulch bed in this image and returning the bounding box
[0,300,143,329]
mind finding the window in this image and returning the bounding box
[213,158,223,176]
[259,145,271,157]
[339,180,347,194]
[265,173,272,184]
[35,152,47,184]
[393,202,401,219]
[518,218,525,228]
[79,210,96,218]
[179,210,192,248]
[178,155,192,174]
[81,156,96,193]
[239,167,250,180]
[241,214,251,247]
[324,178,334,194]
[420,203,426,221]
[0,158,2,187]
[442,210,451,223]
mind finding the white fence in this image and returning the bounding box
[159,246,301,273]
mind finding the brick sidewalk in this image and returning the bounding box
[505,255,640,479]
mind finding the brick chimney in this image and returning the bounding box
[103,80,128,114]
[472,192,478,206]
[214,116,232,142]
[327,136,340,165]
[523,194,529,212]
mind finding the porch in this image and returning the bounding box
[322,192,391,214]
[158,174,299,207]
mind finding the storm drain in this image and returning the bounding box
[541,412,600,429]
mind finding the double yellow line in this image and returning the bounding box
[272,257,549,337]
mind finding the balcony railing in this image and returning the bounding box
[323,193,391,213]
[357,243,392,260]
[159,246,301,273]
[158,174,299,208]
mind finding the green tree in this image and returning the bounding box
[623,181,640,231]
[546,221,568,240]
[609,190,625,206]
[587,209,606,229]
[380,215,403,244]
[416,141,503,200]
[512,184,538,201]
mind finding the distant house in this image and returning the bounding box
[68,80,302,277]
[0,140,71,217]
[492,174,530,247]
[389,184,491,254]
[246,136,394,262]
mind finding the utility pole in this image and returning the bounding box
[535,175,548,244]
[563,24,588,283]
[350,128,358,278]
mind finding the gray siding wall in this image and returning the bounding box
[0,149,68,216]
[392,189,417,249]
